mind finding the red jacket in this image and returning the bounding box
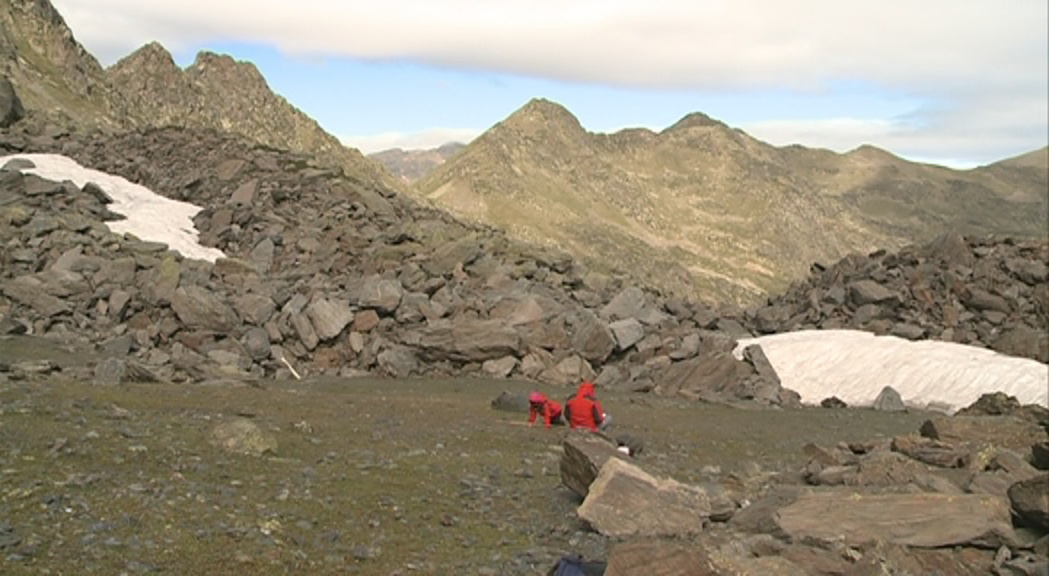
[528,395,562,428]
[565,382,604,431]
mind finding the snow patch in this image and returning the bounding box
[733,329,1049,414]
[1,153,224,262]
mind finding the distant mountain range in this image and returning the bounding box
[369,142,466,183]
[411,99,1047,303]
[2,0,1045,305]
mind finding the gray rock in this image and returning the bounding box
[848,279,898,306]
[609,318,645,351]
[1008,474,1049,531]
[571,311,616,364]
[210,418,277,456]
[872,386,907,412]
[560,431,627,498]
[354,275,404,314]
[578,458,710,538]
[0,77,25,128]
[305,297,354,341]
[170,286,237,332]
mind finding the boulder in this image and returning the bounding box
[920,416,1046,453]
[605,540,718,576]
[775,491,1017,549]
[1008,473,1049,531]
[0,77,25,128]
[560,431,625,498]
[417,320,522,362]
[577,457,710,538]
[209,418,277,456]
[872,385,906,412]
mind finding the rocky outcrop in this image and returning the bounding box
[742,233,1049,363]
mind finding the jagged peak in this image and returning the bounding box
[109,41,177,73]
[187,51,267,85]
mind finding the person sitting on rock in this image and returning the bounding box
[564,380,608,432]
[528,391,564,428]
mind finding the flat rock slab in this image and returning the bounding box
[560,431,624,498]
[604,540,719,576]
[775,491,1016,549]
[920,416,1046,453]
[578,457,710,538]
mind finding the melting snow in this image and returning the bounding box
[734,329,1049,413]
[1,153,224,262]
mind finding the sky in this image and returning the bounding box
[51,1,1049,168]
[5,153,1046,410]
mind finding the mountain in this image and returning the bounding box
[370,142,466,183]
[0,0,395,189]
[415,98,1049,304]
[0,0,127,130]
[107,43,395,189]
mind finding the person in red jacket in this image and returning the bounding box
[527,391,563,428]
[564,380,608,432]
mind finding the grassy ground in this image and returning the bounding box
[0,337,935,574]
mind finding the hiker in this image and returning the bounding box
[564,380,609,432]
[528,391,564,428]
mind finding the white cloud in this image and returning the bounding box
[53,1,1046,91]
[342,128,481,154]
[51,1,1048,164]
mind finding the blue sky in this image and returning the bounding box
[53,1,1048,167]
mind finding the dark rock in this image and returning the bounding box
[821,397,847,409]
[872,386,906,412]
[0,78,25,128]
[559,431,625,498]
[1008,474,1049,531]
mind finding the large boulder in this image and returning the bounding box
[417,319,522,362]
[0,77,25,128]
[578,457,711,538]
[1007,473,1049,531]
[559,431,624,498]
[775,491,1016,549]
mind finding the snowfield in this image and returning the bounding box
[734,329,1049,414]
[1,153,225,262]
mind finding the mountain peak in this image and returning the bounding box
[502,98,584,133]
[109,41,178,75]
[664,111,727,133]
[187,51,268,89]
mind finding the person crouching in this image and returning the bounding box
[528,392,564,428]
[564,380,609,432]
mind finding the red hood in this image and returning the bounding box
[578,382,596,398]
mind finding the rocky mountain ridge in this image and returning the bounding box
[1,118,1045,405]
[0,0,396,190]
[415,98,1048,305]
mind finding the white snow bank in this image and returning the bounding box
[733,329,1048,414]
[1,153,224,262]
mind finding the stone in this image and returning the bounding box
[0,77,25,128]
[872,386,906,412]
[578,457,710,538]
[605,540,717,576]
[920,416,1046,454]
[1008,474,1049,531]
[570,310,616,364]
[305,298,354,341]
[775,491,1016,549]
[608,318,645,351]
[560,431,626,498]
[210,418,277,456]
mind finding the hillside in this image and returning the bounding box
[370,142,466,183]
[0,0,395,189]
[415,99,1049,304]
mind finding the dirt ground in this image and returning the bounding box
[0,336,936,575]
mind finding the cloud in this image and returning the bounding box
[742,90,1049,167]
[51,1,1048,164]
[342,128,481,154]
[54,1,1046,91]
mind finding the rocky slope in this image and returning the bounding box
[414,99,1048,305]
[370,142,467,183]
[0,0,127,130]
[1,114,1046,406]
[107,43,396,190]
